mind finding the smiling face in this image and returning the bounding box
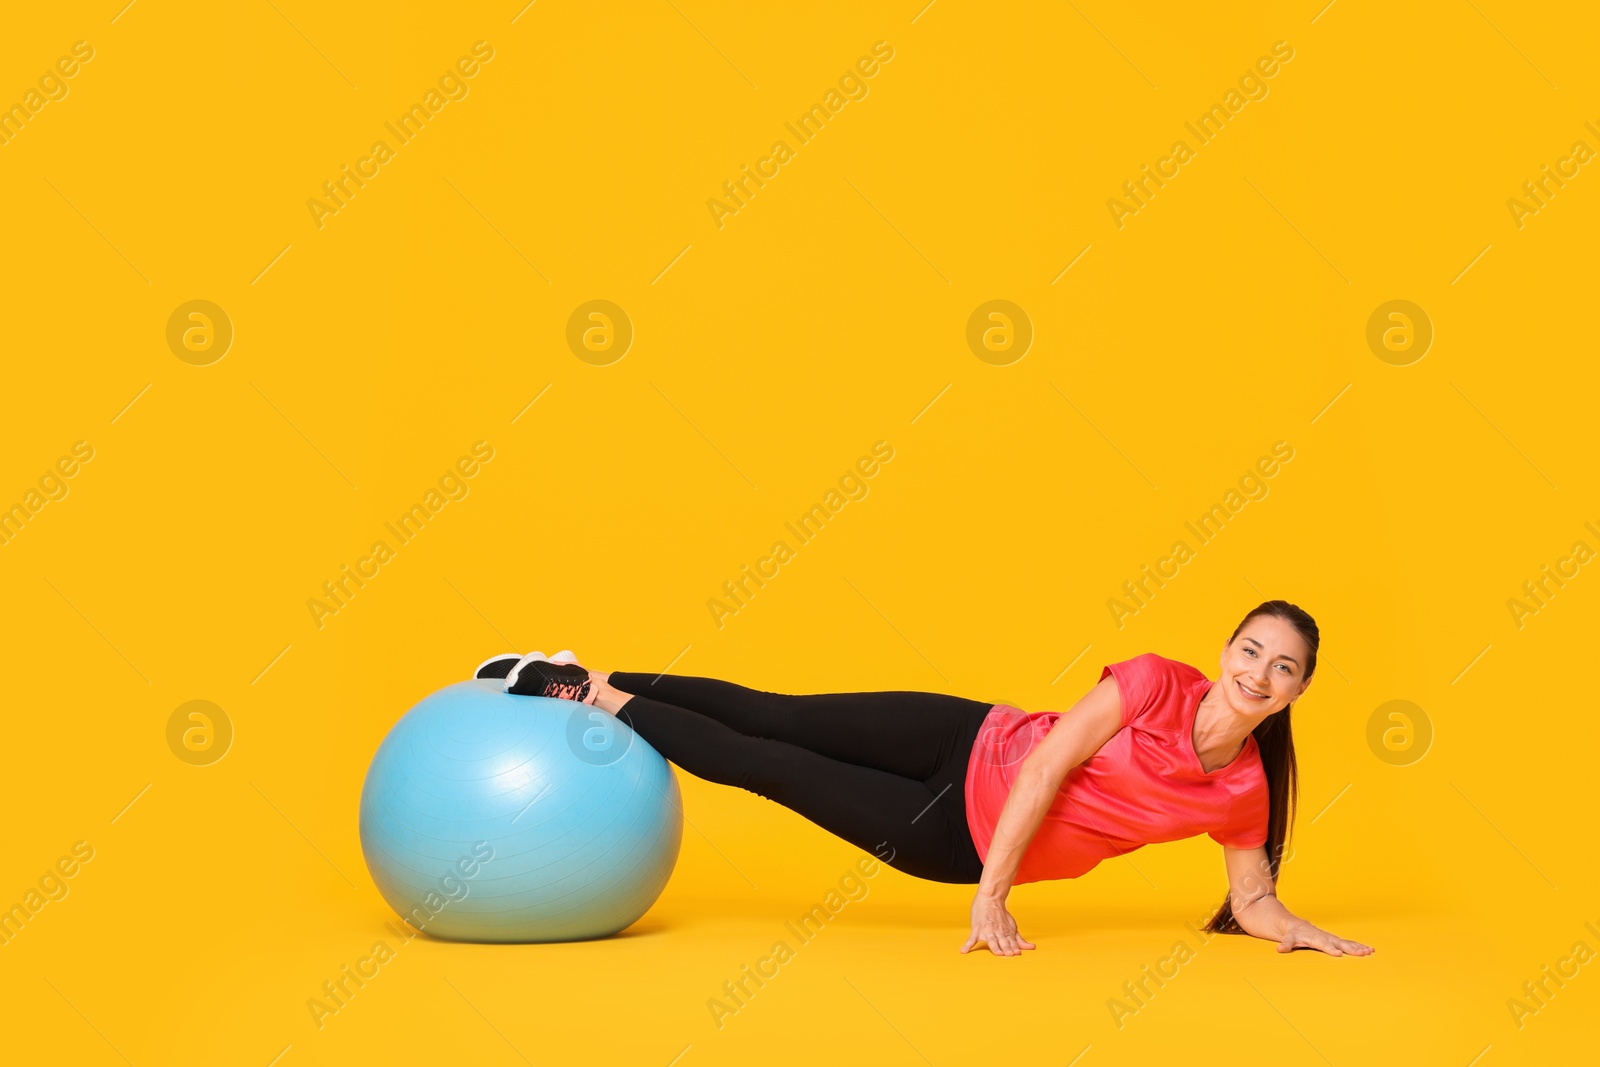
[1219,614,1313,716]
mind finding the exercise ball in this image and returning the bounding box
[358,679,682,942]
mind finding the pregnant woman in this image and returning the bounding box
[474,599,1372,959]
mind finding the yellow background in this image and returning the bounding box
[2,0,1596,1063]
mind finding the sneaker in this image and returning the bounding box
[474,653,529,680]
[548,650,579,664]
[506,653,593,703]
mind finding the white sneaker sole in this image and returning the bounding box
[473,652,522,678]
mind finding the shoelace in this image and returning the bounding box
[519,660,591,703]
[543,678,590,702]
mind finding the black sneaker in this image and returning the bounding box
[474,653,524,680]
[506,653,593,703]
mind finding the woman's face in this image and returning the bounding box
[1219,615,1312,715]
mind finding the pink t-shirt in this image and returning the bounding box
[963,652,1270,884]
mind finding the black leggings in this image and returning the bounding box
[606,671,992,884]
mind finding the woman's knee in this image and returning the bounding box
[677,731,807,797]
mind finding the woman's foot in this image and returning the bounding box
[474,649,578,680]
[475,650,613,706]
[506,653,595,704]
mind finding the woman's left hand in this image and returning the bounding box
[1276,919,1374,956]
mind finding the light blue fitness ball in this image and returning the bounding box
[358,679,682,943]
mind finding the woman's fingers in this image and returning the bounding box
[960,916,1036,956]
[978,935,1035,955]
[998,930,1034,954]
[1285,927,1361,956]
[1311,936,1341,955]
[1273,923,1374,957]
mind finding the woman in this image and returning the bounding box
[474,599,1373,959]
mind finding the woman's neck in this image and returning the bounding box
[1193,684,1271,771]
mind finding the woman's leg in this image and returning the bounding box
[595,685,987,884]
[605,671,990,781]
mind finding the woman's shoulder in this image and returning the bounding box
[1100,653,1208,728]
[1116,652,1207,683]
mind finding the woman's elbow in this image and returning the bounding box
[1013,761,1066,801]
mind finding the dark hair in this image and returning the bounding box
[1202,599,1319,935]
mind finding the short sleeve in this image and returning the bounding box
[1099,653,1163,730]
[1209,786,1270,849]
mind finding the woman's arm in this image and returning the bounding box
[961,674,1124,956]
[1220,845,1374,956]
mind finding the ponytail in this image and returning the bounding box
[1202,600,1316,934]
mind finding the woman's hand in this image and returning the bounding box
[960,893,1036,956]
[963,676,1122,956]
[1275,918,1374,957]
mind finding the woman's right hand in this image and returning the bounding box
[961,893,1036,956]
